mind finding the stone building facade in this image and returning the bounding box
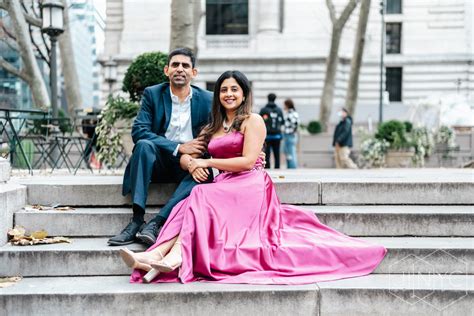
[101,0,473,124]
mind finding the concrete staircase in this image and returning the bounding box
[1,169,473,315]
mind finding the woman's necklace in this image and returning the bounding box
[223,119,233,133]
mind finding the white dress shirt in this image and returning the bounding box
[166,87,194,155]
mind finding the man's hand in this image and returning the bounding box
[179,136,206,155]
[335,143,340,149]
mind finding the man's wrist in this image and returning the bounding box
[173,144,180,156]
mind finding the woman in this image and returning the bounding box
[283,99,300,169]
[120,71,386,285]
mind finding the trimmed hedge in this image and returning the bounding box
[122,51,169,102]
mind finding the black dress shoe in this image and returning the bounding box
[136,221,162,246]
[108,220,144,246]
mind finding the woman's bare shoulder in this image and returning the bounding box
[242,113,265,130]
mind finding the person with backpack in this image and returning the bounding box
[283,99,300,168]
[259,93,284,169]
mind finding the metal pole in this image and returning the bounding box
[50,35,59,118]
[379,0,385,124]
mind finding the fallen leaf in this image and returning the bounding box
[31,230,48,239]
[0,277,22,288]
[7,226,26,240]
[11,236,71,246]
[54,206,75,211]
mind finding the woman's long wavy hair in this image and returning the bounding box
[200,70,253,143]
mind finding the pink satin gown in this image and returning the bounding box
[131,131,386,284]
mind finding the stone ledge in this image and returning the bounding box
[0,183,26,245]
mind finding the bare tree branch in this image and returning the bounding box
[326,0,337,24]
[0,36,19,51]
[0,57,29,82]
[31,1,40,17]
[0,19,17,40]
[23,12,42,27]
[41,31,50,57]
[336,0,359,29]
[29,23,49,65]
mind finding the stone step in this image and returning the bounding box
[1,275,472,316]
[11,169,474,206]
[318,274,473,315]
[0,276,319,316]
[1,237,472,277]
[14,205,474,237]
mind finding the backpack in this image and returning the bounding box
[262,107,283,135]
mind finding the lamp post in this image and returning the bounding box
[41,0,64,119]
[104,58,118,96]
[378,0,385,124]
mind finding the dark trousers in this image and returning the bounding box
[264,138,281,169]
[126,139,211,222]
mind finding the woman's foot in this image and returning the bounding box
[150,241,182,273]
[120,248,164,271]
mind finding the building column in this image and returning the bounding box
[257,0,280,34]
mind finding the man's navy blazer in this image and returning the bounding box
[122,82,213,196]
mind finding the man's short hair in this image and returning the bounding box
[267,93,276,102]
[168,47,196,68]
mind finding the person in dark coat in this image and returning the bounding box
[332,108,357,169]
[108,48,213,246]
[259,93,284,169]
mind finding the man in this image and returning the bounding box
[108,48,213,246]
[332,108,358,169]
[259,93,284,169]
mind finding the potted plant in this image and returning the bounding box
[96,51,169,167]
[375,120,415,167]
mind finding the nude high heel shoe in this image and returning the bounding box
[150,241,182,273]
[119,248,164,283]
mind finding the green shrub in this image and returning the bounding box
[307,121,322,134]
[375,120,410,149]
[403,121,413,133]
[122,51,169,102]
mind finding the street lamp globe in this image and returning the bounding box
[41,0,64,36]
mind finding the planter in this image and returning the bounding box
[121,132,134,157]
[385,149,415,168]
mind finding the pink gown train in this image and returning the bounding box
[131,131,386,285]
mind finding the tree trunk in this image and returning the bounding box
[192,0,202,55]
[3,0,50,108]
[320,25,343,131]
[345,0,371,117]
[319,0,358,131]
[58,0,83,115]
[169,0,195,53]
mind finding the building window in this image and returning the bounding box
[386,67,402,102]
[386,22,401,54]
[386,0,402,14]
[206,82,216,92]
[206,0,249,35]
